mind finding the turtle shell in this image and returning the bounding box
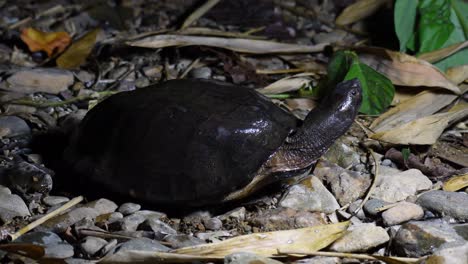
[66,79,297,204]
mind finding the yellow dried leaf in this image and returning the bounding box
[336,0,389,26]
[443,173,468,192]
[418,41,468,63]
[446,65,468,85]
[57,28,100,69]
[20,28,71,57]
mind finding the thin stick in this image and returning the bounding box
[8,196,83,241]
[351,149,380,216]
[179,58,201,79]
[277,250,424,263]
[181,0,221,29]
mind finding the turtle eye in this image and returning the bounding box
[350,90,357,96]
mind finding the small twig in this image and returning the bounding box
[179,58,201,79]
[256,68,313,75]
[353,119,375,138]
[181,0,221,29]
[351,149,380,216]
[277,250,425,263]
[8,196,83,241]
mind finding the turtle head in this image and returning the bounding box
[325,78,362,118]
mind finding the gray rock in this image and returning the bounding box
[363,199,391,216]
[324,138,361,169]
[43,196,70,206]
[393,220,467,257]
[189,67,212,79]
[114,238,170,253]
[293,256,341,264]
[65,258,95,264]
[329,223,390,252]
[5,68,73,94]
[80,236,108,256]
[225,252,282,264]
[132,210,166,220]
[43,207,100,233]
[314,161,371,206]
[0,116,30,138]
[425,242,468,264]
[107,212,124,224]
[372,169,432,203]
[347,199,366,219]
[249,207,325,231]
[382,202,424,226]
[85,198,118,215]
[417,190,468,221]
[0,193,30,222]
[0,185,11,195]
[164,234,205,248]
[139,218,177,240]
[16,231,74,258]
[218,207,246,221]
[203,217,223,230]
[118,202,141,215]
[110,213,146,232]
[279,176,340,214]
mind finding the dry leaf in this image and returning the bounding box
[370,90,458,132]
[20,28,71,57]
[56,28,100,69]
[371,105,468,145]
[258,73,315,94]
[0,243,45,259]
[174,221,349,258]
[418,41,468,63]
[355,47,460,94]
[446,65,468,84]
[336,0,389,26]
[127,34,327,54]
[443,173,468,192]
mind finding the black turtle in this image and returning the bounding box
[64,78,361,205]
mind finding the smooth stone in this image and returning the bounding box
[85,198,118,215]
[393,220,467,257]
[109,213,146,232]
[114,238,170,253]
[0,193,30,222]
[329,223,390,252]
[314,161,371,206]
[43,207,100,233]
[65,258,95,264]
[382,202,424,226]
[347,199,366,219]
[279,176,340,214]
[80,236,108,256]
[139,218,177,240]
[132,210,166,220]
[417,190,468,221]
[118,202,141,215]
[43,196,70,206]
[107,212,124,224]
[372,169,432,203]
[425,242,468,264]
[0,185,11,195]
[225,252,282,264]
[324,138,360,169]
[164,234,205,248]
[189,67,212,79]
[0,116,31,138]
[363,199,391,216]
[218,207,246,221]
[5,68,73,94]
[203,217,223,230]
[293,256,341,263]
[15,231,74,258]
[249,207,325,231]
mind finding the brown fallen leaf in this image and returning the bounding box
[370,90,458,132]
[355,47,460,94]
[335,0,389,26]
[418,41,468,63]
[57,28,100,69]
[443,173,468,192]
[127,34,328,54]
[20,28,71,57]
[446,65,468,85]
[371,104,468,145]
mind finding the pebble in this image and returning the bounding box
[363,199,391,216]
[164,234,205,248]
[110,213,146,232]
[0,185,11,195]
[203,217,223,230]
[329,223,390,252]
[425,242,468,264]
[323,138,361,169]
[347,199,366,219]
[84,198,118,215]
[118,202,141,215]
[393,219,466,257]
[249,207,325,231]
[225,252,283,264]
[80,236,108,256]
[382,202,424,226]
[279,176,340,214]
[189,67,212,79]
[218,207,246,221]
[106,212,124,224]
[314,161,371,205]
[15,231,74,258]
[0,116,31,138]
[139,218,177,240]
[416,190,468,221]
[4,68,74,94]
[42,207,100,233]
[372,169,432,203]
[132,210,166,220]
[43,196,70,206]
[113,238,170,253]
[0,193,30,222]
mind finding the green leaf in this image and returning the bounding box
[402,148,411,162]
[451,0,468,37]
[394,0,418,52]
[344,62,395,115]
[418,0,454,53]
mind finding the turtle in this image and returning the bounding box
[64,78,362,205]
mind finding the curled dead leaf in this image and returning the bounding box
[443,173,468,192]
[418,41,468,64]
[56,28,100,69]
[336,0,389,26]
[20,28,71,57]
